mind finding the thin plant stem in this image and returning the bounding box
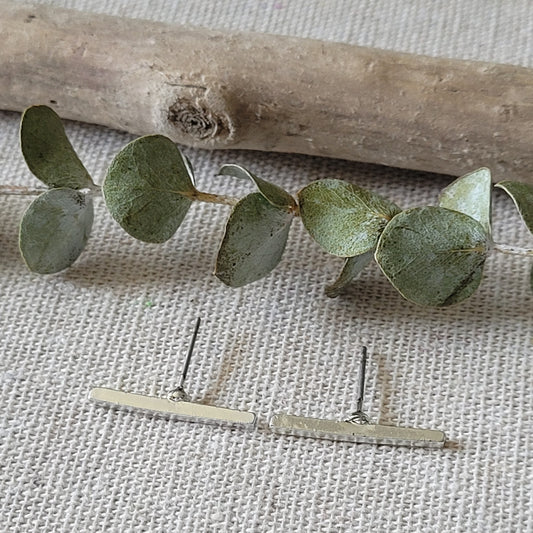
[0,184,240,206]
[0,184,301,212]
[0,185,48,196]
[186,190,240,206]
[0,184,102,196]
[493,242,533,256]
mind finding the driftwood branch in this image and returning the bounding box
[1,1,533,182]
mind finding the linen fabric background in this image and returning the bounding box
[1,1,532,532]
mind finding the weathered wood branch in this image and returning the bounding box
[1,1,533,182]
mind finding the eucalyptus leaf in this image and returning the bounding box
[19,188,93,274]
[219,164,296,209]
[325,249,374,298]
[20,105,93,189]
[298,179,401,257]
[215,192,293,287]
[495,181,533,234]
[103,135,195,243]
[375,206,489,307]
[438,167,492,234]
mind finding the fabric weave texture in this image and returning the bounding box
[0,1,531,532]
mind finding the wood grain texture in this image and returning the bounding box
[2,1,533,182]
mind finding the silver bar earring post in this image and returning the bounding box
[270,347,446,448]
[90,318,257,429]
[344,346,371,425]
[166,316,201,402]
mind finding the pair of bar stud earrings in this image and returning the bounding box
[90,318,446,448]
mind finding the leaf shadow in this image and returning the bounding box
[64,244,215,290]
[373,352,397,426]
[200,330,251,406]
[0,199,27,271]
[325,263,533,329]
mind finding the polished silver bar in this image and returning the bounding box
[90,387,256,428]
[270,413,445,448]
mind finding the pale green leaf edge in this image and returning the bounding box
[495,180,533,234]
[325,249,374,298]
[19,187,94,274]
[438,167,492,235]
[20,105,94,190]
[219,163,296,209]
[215,192,293,287]
[102,135,195,243]
[375,206,489,307]
[297,179,401,257]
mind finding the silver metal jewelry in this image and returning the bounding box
[89,318,257,429]
[269,347,445,448]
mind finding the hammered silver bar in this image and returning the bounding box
[90,387,256,428]
[270,413,445,448]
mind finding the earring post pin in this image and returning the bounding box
[89,317,256,428]
[179,316,201,390]
[269,346,446,448]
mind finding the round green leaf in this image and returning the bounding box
[103,135,195,243]
[495,181,533,234]
[219,164,296,209]
[325,249,374,298]
[438,167,492,235]
[20,105,93,189]
[19,188,94,274]
[375,206,489,307]
[298,179,401,257]
[215,192,293,287]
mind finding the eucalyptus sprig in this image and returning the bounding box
[8,105,533,306]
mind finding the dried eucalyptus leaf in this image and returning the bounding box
[438,167,492,234]
[20,105,93,189]
[19,188,93,274]
[375,206,489,307]
[298,179,401,257]
[103,135,195,243]
[495,181,533,234]
[215,192,293,287]
[219,164,296,209]
[325,249,374,298]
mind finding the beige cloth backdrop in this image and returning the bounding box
[1,1,532,532]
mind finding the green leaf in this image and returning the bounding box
[298,179,401,257]
[19,188,93,274]
[325,249,374,298]
[375,206,489,307]
[20,105,93,189]
[495,181,533,234]
[219,164,296,209]
[215,192,293,287]
[438,167,492,234]
[103,135,195,243]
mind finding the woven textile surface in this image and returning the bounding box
[1,1,532,531]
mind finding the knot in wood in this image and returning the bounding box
[167,100,228,141]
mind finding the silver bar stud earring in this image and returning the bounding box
[270,347,446,448]
[90,318,257,429]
